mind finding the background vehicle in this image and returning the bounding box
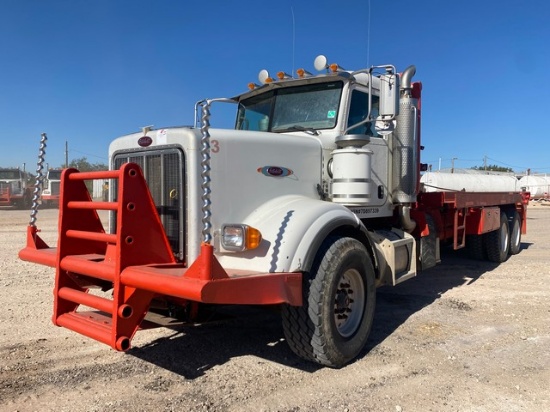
[0,167,31,209]
[40,169,62,207]
[20,55,528,368]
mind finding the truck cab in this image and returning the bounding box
[0,168,31,208]
[41,169,62,207]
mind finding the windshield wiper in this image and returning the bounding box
[283,125,319,136]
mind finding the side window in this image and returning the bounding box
[347,90,380,137]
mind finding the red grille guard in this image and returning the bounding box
[0,186,14,206]
[19,163,302,351]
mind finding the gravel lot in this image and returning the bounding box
[1,205,549,411]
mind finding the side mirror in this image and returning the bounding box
[375,72,399,135]
[379,72,399,119]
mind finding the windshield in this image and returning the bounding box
[47,170,62,180]
[236,81,343,132]
[0,170,21,180]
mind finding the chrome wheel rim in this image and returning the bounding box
[334,268,365,338]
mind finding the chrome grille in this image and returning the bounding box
[51,181,61,196]
[112,147,185,260]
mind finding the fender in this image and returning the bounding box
[215,195,377,275]
[289,204,374,273]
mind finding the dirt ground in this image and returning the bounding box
[1,204,549,412]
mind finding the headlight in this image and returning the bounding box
[221,224,262,252]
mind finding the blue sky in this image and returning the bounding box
[1,0,549,174]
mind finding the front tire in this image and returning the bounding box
[282,236,376,368]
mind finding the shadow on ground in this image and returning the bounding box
[128,242,531,378]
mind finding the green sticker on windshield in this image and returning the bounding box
[327,110,336,119]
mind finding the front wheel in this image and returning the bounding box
[282,236,376,368]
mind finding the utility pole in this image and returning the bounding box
[451,157,457,174]
[65,140,69,168]
[483,155,487,171]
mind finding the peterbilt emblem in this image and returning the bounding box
[257,166,293,177]
[138,136,152,147]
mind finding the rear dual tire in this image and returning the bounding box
[507,211,521,255]
[466,233,485,260]
[485,211,510,263]
[468,209,521,262]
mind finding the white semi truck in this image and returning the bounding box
[40,169,62,207]
[20,55,528,368]
[0,167,31,209]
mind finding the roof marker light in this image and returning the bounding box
[329,63,340,73]
[277,71,292,80]
[296,68,312,78]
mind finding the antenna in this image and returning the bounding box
[366,0,372,67]
[291,6,296,77]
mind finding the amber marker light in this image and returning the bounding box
[296,68,312,78]
[276,71,291,80]
[245,226,262,250]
